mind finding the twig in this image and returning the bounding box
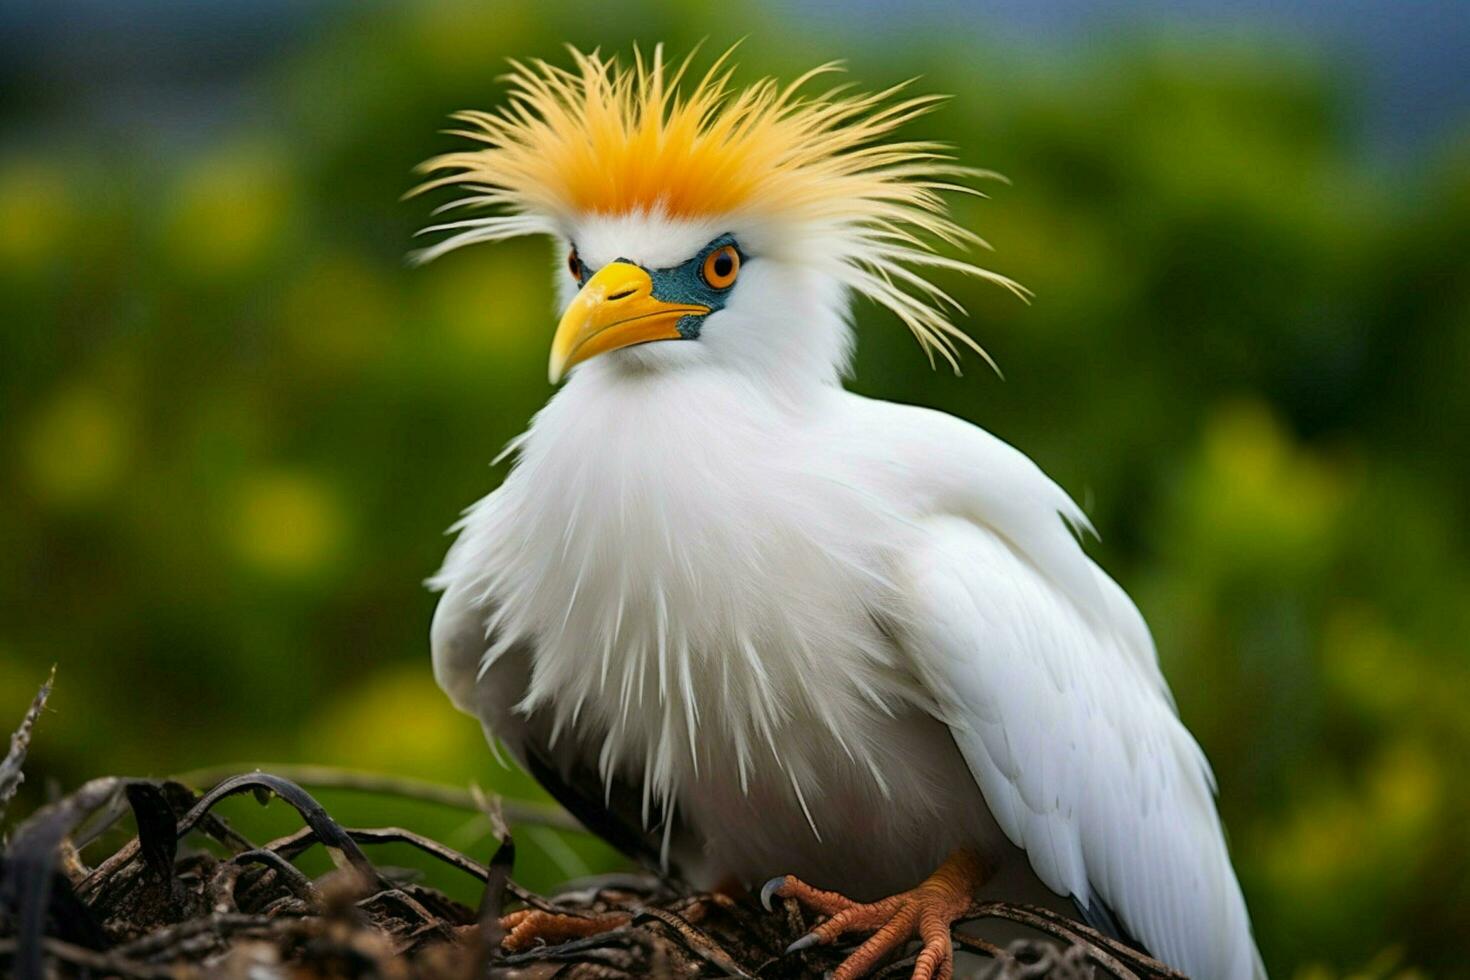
[635,905,755,978]
[5,760,1184,979]
[990,902,1182,977]
[0,936,176,979]
[254,820,557,913]
[262,824,490,882]
[954,924,1011,959]
[171,762,580,832]
[0,667,55,823]
[1,777,120,979]
[232,848,321,904]
[109,911,280,959]
[176,772,382,883]
[965,901,1184,979]
[474,789,515,970]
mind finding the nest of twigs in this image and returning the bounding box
[1,674,1185,979]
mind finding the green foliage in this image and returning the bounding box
[1,3,1466,976]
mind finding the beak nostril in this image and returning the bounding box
[606,287,637,301]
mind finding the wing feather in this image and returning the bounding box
[898,514,1263,980]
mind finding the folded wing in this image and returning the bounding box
[896,511,1263,980]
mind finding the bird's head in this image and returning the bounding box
[413,46,1024,390]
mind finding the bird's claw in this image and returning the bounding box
[761,875,790,912]
[498,907,632,952]
[763,850,986,980]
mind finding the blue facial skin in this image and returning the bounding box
[572,233,744,340]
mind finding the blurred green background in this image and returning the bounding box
[2,0,1467,976]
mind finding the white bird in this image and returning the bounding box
[419,46,1264,980]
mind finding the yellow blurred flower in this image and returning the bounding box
[23,385,132,507]
[1366,742,1439,843]
[230,470,346,577]
[409,0,529,81]
[1294,946,1425,980]
[281,252,396,372]
[301,662,487,782]
[974,196,1136,330]
[162,141,294,280]
[1322,605,1418,720]
[1184,399,1345,577]
[0,159,77,274]
[424,250,545,363]
[1260,741,1440,899]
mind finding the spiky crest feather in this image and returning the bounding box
[412,44,1027,369]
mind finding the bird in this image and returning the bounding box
[417,45,1264,980]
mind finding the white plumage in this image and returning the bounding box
[421,49,1263,980]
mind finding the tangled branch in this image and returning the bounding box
[0,675,1185,979]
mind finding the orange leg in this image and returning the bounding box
[498,907,632,952]
[762,849,987,980]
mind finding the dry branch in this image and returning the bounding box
[0,676,1187,979]
[169,763,579,833]
[0,667,53,823]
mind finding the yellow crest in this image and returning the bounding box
[414,45,1026,368]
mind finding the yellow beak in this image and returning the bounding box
[548,262,711,383]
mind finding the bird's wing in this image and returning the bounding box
[847,398,1263,980]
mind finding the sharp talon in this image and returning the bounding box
[768,851,986,980]
[761,876,788,911]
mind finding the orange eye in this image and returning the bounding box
[701,245,740,289]
[567,246,581,280]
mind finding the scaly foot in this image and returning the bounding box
[498,888,737,953]
[498,907,632,952]
[762,849,987,980]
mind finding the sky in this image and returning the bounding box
[0,0,1466,164]
[797,0,1469,156]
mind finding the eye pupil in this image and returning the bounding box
[702,245,740,288]
[567,247,580,278]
